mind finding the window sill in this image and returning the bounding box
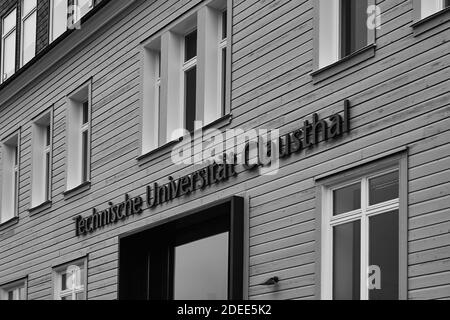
[63,182,91,200]
[310,44,376,84]
[411,7,450,37]
[137,113,233,166]
[0,217,19,232]
[28,200,52,217]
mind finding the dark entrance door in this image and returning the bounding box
[118,196,244,300]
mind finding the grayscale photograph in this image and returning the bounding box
[0,0,448,308]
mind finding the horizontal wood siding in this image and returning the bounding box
[0,0,448,300]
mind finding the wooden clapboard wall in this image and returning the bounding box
[0,0,448,300]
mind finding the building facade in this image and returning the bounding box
[0,0,449,300]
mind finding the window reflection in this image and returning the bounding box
[333,183,361,215]
[174,232,229,300]
[369,171,399,205]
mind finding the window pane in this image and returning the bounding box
[19,287,25,300]
[222,10,227,40]
[52,0,68,41]
[333,183,361,215]
[14,170,18,216]
[82,101,89,124]
[77,0,92,20]
[14,145,18,166]
[3,31,17,80]
[61,295,72,300]
[318,0,339,68]
[3,10,16,34]
[184,30,197,62]
[369,171,399,205]
[75,292,85,300]
[184,67,196,133]
[221,48,226,116]
[46,125,51,147]
[22,0,37,16]
[45,152,51,201]
[81,130,89,182]
[22,12,36,65]
[174,232,229,300]
[333,220,361,300]
[8,290,14,300]
[61,272,67,291]
[340,0,368,57]
[369,211,399,300]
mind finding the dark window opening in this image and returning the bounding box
[184,30,197,62]
[185,67,197,133]
[82,101,89,125]
[222,10,227,40]
[119,197,244,300]
[81,130,89,182]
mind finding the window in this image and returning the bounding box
[141,0,230,154]
[53,259,87,300]
[0,279,27,300]
[50,0,68,43]
[31,112,52,208]
[317,0,375,68]
[1,133,20,224]
[119,197,244,300]
[66,83,91,191]
[20,0,37,66]
[183,29,198,133]
[418,0,450,19]
[1,9,17,82]
[321,166,404,300]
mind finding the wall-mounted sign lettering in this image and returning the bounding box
[74,100,351,236]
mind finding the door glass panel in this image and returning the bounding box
[333,183,361,215]
[369,211,399,300]
[174,232,229,300]
[369,171,399,205]
[333,220,360,300]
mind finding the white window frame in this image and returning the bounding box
[53,258,87,300]
[1,8,17,83]
[318,153,408,301]
[20,0,37,67]
[0,278,27,300]
[49,0,68,43]
[66,81,91,192]
[1,132,20,224]
[140,0,231,156]
[31,110,53,208]
[315,0,376,69]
